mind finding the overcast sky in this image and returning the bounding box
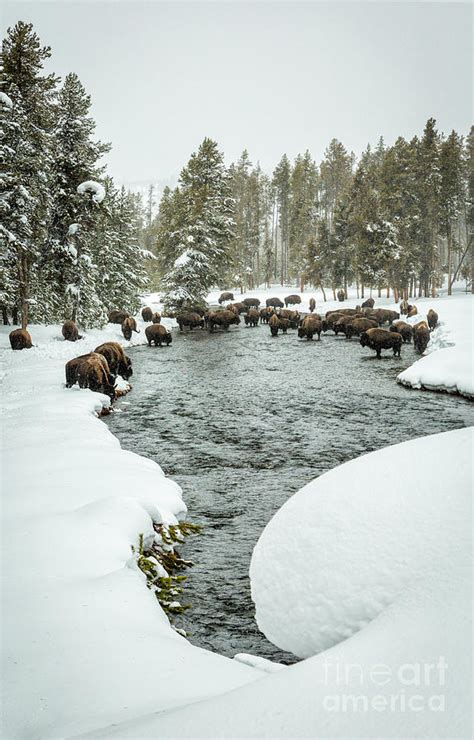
[2,1,472,184]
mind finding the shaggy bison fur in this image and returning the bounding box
[389,321,413,343]
[141,307,153,322]
[361,297,375,309]
[337,290,345,302]
[122,316,140,341]
[244,308,260,326]
[407,305,418,318]
[399,299,409,315]
[243,297,261,308]
[228,302,246,315]
[266,297,284,308]
[309,297,316,313]
[360,328,402,358]
[94,342,133,379]
[62,320,82,342]
[9,328,32,350]
[108,310,130,324]
[269,314,280,336]
[218,292,234,304]
[413,321,430,354]
[427,309,438,331]
[177,312,205,331]
[345,318,378,339]
[208,310,240,331]
[151,312,161,323]
[66,352,115,399]
[145,323,172,346]
[298,316,322,340]
[284,294,301,307]
[259,307,274,323]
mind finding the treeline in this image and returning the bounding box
[149,124,473,308]
[0,22,149,328]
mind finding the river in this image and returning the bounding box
[105,320,473,663]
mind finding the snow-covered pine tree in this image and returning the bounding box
[1,22,59,327]
[439,131,465,294]
[289,150,318,289]
[43,72,110,322]
[162,138,235,311]
[272,154,291,285]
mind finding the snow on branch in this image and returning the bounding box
[0,92,13,109]
[77,180,106,204]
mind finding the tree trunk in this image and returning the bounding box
[320,282,327,302]
[356,279,359,299]
[19,252,29,330]
[332,286,336,300]
[300,276,305,292]
[12,306,19,325]
[447,224,453,295]
[386,286,390,298]
[2,307,9,325]
[361,282,365,299]
[393,287,399,303]
[377,286,381,298]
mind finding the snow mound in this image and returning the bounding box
[250,428,473,659]
[77,180,106,204]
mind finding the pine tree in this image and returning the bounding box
[415,118,442,296]
[439,131,465,294]
[289,150,318,289]
[161,138,235,310]
[272,154,291,285]
[1,21,59,327]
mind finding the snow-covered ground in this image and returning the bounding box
[1,286,472,738]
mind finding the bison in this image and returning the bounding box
[309,297,316,313]
[218,292,234,304]
[407,305,418,318]
[278,317,290,333]
[361,297,375,309]
[389,321,413,344]
[333,315,358,336]
[337,289,345,302]
[413,321,430,354]
[259,307,274,324]
[177,312,205,331]
[9,328,32,350]
[345,318,378,339]
[76,353,116,399]
[399,299,409,315]
[208,310,240,331]
[151,312,161,324]
[298,316,322,340]
[360,328,402,358]
[427,309,438,331]
[141,307,153,322]
[94,342,133,379]
[108,309,130,324]
[243,297,261,309]
[372,308,400,326]
[244,308,260,327]
[62,320,82,342]
[284,294,301,307]
[325,308,360,318]
[266,297,285,309]
[145,323,172,346]
[321,312,345,333]
[122,316,140,341]
[269,313,280,336]
[228,302,246,315]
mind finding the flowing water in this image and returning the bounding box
[106,321,473,663]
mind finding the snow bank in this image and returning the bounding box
[105,429,471,738]
[0,320,260,738]
[397,293,474,398]
[77,180,106,204]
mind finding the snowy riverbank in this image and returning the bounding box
[1,289,472,737]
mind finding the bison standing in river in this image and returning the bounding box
[413,321,430,354]
[298,316,322,340]
[269,314,280,336]
[244,308,260,327]
[95,342,133,379]
[389,321,413,343]
[177,312,205,331]
[145,323,172,346]
[360,328,402,358]
[208,310,240,331]
[345,318,378,339]
[66,352,116,399]
[243,297,260,309]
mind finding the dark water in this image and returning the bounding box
[106,322,473,663]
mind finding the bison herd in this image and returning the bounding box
[7,291,441,406]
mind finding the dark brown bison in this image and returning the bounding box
[298,316,322,340]
[278,317,290,333]
[62,320,82,342]
[361,297,375,309]
[218,292,234,304]
[321,312,345,333]
[141,307,153,322]
[76,353,116,399]
[177,312,205,331]
[399,299,409,315]
[309,297,316,313]
[427,309,438,331]
[244,308,260,327]
[94,342,133,379]
[259,307,274,324]
[145,323,172,346]
[334,315,361,337]
[122,316,140,341]
[108,310,130,324]
[345,318,378,339]
[407,305,418,318]
[284,294,301,307]
[325,308,360,318]
[360,328,402,358]
[208,310,240,331]
[413,321,430,354]
[372,308,400,326]
[269,314,280,336]
[151,312,161,324]
[228,302,246,315]
[9,328,32,350]
[389,321,413,343]
[186,305,207,317]
[337,289,345,302]
[243,297,261,309]
[266,297,284,309]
